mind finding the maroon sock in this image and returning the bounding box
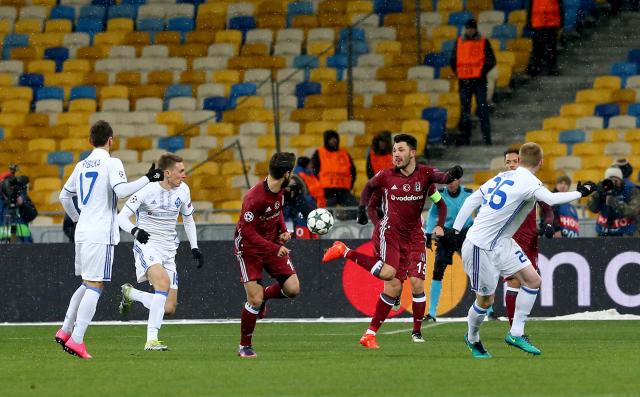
[240,303,258,346]
[368,293,395,333]
[345,250,383,276]
[263,284,287,300]
[506,290,518,326]
[412,293,426,333]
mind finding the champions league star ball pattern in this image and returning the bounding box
[307,208,334,235]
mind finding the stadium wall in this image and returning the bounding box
[1,239,638,322]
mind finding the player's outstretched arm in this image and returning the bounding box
[112,162,164,199]
[534,185,585,206]
[452,189,483,232]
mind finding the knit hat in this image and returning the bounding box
[612,158,633,179]
[604,167,623,180]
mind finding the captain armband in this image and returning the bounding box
[429,190,442,203]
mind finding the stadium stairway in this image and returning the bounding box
[429,8,640,180]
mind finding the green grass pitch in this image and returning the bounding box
[1,320,639,397]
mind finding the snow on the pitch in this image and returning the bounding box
[544,309,640,321]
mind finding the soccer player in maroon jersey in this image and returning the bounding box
[323,134,463,348]
[503,148,554,325]
[234,152,299,358]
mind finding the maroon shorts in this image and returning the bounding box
[235,250,296,283]
[372,224,426,281]
[405,247,427,280]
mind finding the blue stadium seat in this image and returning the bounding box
[491,24,517,50]
[423,52,449,78]
[0,128,4,140]
[628,49,640,66]
[164,84,193,105]
[4,34,29,48]
[79,151,92,161]
[202,96,230,121]
[92,0,116,6]
[327,54,348,81]
[229,82,257,107]
[50,5,76,21]
[558,129,586,144]
[293,55,319,81]
[158,136,185,152]
[70,85,97,100]
[44,47,70,73]
[229,16,256,41]
[137,18,164,32]
[123,0,146,4]
[493,0,525,13]
[287,1,314,27]
[108,5,138,19]
[374,0,403,14]
[422,107,447,144]
[77,17,105,33]
[295,81,321,108]
[48,151,74,166]
[448,11,473,28]
[168,17,195,32]
[339,27,366,43]
[611,63,638,86]
[628,103,640,119]
[440,40,456,57]
[79,5,106,20]
[336,40,369,56]
[594,103,620,128]
[36,86,64,101]
[19,73,44,89]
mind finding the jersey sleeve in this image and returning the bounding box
[108,158,128,190]
[124,187,146,214]
[180,185,194,216]
[359,170,383,206]
[62,165,78,195]
[237,196,281,254]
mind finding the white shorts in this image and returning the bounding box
[133,242,178,289]
[75,243,115,282]
[461,238,531,296]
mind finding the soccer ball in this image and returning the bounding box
[307,208,334,235]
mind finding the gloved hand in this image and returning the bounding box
[146,162,164,182]
[192,248,204,268]
[357,205,368,225]
[131,227,150,244]
[576,181,597,197]
[447,165,463,181]
[538,223,554,239]
[426,233,433,251]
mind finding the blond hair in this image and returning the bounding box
[518,142,543,168]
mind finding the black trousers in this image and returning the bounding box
[528,27,559,75]
[458,78,491,145]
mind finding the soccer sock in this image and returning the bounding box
[345,251,384,277]
[71,285,102,344]
[510,286,539,337]
[505,287,519,326]
[147,290,168,342]
[130,287,154,309]
[263,283,288,301]
[240,302,259,346]
[366,293,395,335]
[412,293,426,333]
[62,284,86,334]
[428,280,442,318]
[467,302,487,343]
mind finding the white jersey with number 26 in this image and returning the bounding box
[62,148,128,245]
[464,167,542,250]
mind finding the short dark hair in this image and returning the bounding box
[297,156,310,169]
[90,120,113,147]
[556,175,571,185]
[393,133,417,150]
[269,152,296,179]
[157,153,183,171]
[504,147,519,157]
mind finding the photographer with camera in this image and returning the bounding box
[283,173,317,239]
[587,167,640,237]
[0,165,37,243]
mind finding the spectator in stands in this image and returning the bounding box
[283,174,316,239]
[552,175,580,237]
[587,167,640,236]
[450,19,496,146]
[311,130,358,218]
[612,158,639,189]
[0,166,37,243]
[294,156,326,208]
[366,131,393,179]
[527,0,563,76]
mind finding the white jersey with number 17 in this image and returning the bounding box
[62,148,128,245]
[465,167,542,251]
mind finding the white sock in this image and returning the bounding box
[147,290,168,342]
[467,302,487,343]
[130,287,154,309]
[510,286,539,337]
[71,286,101,344]
[62,284,86,334]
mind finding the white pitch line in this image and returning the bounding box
[381,322,446,335]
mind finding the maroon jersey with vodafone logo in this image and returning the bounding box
[361,164,452,234]
[234,180,287,255]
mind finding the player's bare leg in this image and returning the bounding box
[144,265,170,351]
[505,277,521,325]
[64,279,103,359]
[360,277,401,349]
[410,277,426,342]
[259,274,299,319]
[323,241,396,281]
[504,266,541,355]
[464,293,493,358]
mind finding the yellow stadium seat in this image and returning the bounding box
[0,73,14,86]
[2,99,30,113]
[496,63,513,88]
[624,129,640,142]
[438,0,464,11]
[560,103,595,118]
[28,138,56,152]
[310,67,336,83]
[372,94,403,108]
[0,20,11,34]
[125,31,151,46]
[383,13,414,27]
[305,121,338,135]
[524,129,559,143]
[235,96,264,109]
[115,71,141,86]
[196,14,227,31]
[60,137,91,152]
[401,119,430,137]
[33,177,61,191]
[157,111,184,125]
[377,66,407,81]
[318,13,348,28]
[46,71,83,87]
[206,123,234,137]
[221,161,247,175]
[126,137,153,151]
[572,169,603,182]
[289,134,323,148]
[67,125,90,139]
[27,59,55,74]
[15,19,42,34]
[57,112,91,126]
[473,170,494,185]
[256,14,286,29]
[199,3,228,17]
[323,108,347,121]
[593,75,621,90]
[191,162,220,176]
[63,59,92,73]
[77,46,109,60]
[100,85,129,100]
[84,72,109,87]
[346,0,373,14]
[431,25,458,40]
[590,129,619,142]
[543,117,576,131]
[107,18,134,32]
[213,69,242,85]
[376,40,402,55]
[240,43,269,56]
[612,89,636,106]
[387,80,417,94]
[575,88,613,104]
[307,41,334,56]
[0,87,32,102]
[154,31,181,45]
[93,32,126,46]
[11,47,39,61]
[186,31,216,45]
[215,30,243,46]
[404,93,432,107]
[69,99,97,113]
[257,135,275,149]
[180,70,206,85]
[148,71,174,86]
[572,142,602,156]
[539,143,567,157]
[130,85,164,102]
[45,19,72,33]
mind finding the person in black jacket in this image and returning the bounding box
[450,19,496,146]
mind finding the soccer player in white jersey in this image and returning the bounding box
[56,120,164,359]
[116,152,203,351]
[451,143,596,358]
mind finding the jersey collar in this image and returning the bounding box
[92,148,110,158]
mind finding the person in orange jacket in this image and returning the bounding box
[366,131,393,179]
[527,0,563,76]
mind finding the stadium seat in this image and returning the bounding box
[590,129,619,143]
[609,115,638,130]
[594,103,620,127]
[421,107,447,144]
[558,129,586,154]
